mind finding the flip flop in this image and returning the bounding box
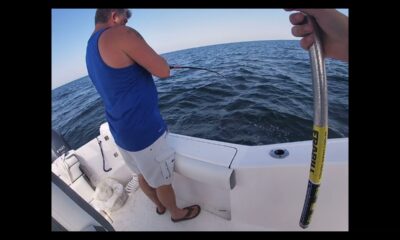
[156,206,166,215]
[171,205,201,223]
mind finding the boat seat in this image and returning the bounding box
[52,150,95,202]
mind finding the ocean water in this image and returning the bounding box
[52,40,348,150]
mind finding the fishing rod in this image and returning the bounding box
[299,16,328,229]
[169,65,226,78]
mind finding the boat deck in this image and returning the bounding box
[110,188,268,231]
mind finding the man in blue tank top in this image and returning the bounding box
[86,9,200,222]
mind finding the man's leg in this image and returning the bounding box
[156,184,199,220]
[138,174,165,212]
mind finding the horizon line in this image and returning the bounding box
[52,39,298,90]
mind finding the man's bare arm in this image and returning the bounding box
[119,26,170,78]
[126,27,144,40]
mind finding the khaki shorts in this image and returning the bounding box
[118,131,175,188]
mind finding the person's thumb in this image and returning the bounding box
[292,8,323,18]
[285,8,323,18]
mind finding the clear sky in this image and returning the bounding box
[52,9,348,89]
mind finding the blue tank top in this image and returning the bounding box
[86,28,166,151]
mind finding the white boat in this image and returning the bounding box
[52,26,347,231]
[51,122,348,231]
